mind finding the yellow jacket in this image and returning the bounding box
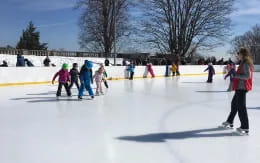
[171,64,177,72]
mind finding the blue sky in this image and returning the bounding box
[0,0,260,57]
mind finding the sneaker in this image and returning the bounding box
[78,96,83,100]
[91,96,94,99]
[220,122,233,128]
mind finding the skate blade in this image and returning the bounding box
[234,131,249,136]
[235,128,249,136]
[218,125,233,129]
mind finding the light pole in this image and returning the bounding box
[113,0,117,66]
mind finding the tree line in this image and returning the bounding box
[15,0,252,61]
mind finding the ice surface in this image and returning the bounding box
[0,74,260,163]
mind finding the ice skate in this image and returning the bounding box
[236,128,249,136]
[78,96,83,100]
[219,122,233,129]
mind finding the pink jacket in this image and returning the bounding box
[52,69,70,83]
[147,63,153,71]
[93,71,103,82]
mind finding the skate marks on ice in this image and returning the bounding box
[9,87,97,103]
[196,90,229,93]
[26,91,57,96]
[117,127,240,143]
[25,88,97,96]
[10,96,82,103]
[248,107,260,110]
[182,82,208,84]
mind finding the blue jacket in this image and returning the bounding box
[79,60,93,84]
[128,64,135,73]
[16,56,25,67]
[225,68,236,81]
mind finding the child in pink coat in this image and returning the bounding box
[147,62,155,78]
[52,63,71,97]
[93,67,104,95]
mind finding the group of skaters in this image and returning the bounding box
[51,48,254,136]
[52,60,109,100]
[125,60,159,80]
[123,48,255,136]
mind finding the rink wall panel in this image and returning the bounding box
[0,54,123,67]
[254,65,260,72]
[0,65,228,86]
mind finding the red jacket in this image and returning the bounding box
[52,69,70,83]
[232,64,253,91]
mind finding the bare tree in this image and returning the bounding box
[140,0,234,58]
[77,0,131,58]
[231,25,260,63]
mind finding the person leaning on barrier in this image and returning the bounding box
[43,55,51,67]
[0,60,8,67]
[24,58,34,67]
[105,59,110,66]
[16,53,25,67]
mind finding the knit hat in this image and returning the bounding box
[73,63,78,68]
[62,63,69,69]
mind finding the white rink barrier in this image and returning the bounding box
[254,65,260,72]
[0,54,123,67]
[0,65,229,86]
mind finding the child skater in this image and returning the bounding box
[175,61,181,76]
[224,63,236,91]
[100,64,109,88]
[221,48,254,135]
[128,61,135,80]
[171,62,177,76]
[165,63,170,77]
[78,60,94,100]
[93,67,104,95]
[69,63,80,90]
[52,63,71,98]
[204,62,215,83]
[147,62,155,78]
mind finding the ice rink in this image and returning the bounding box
[0,74,260,163]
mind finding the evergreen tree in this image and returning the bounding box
[16,21,48,50]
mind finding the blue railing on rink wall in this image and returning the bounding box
[0,48,116,58]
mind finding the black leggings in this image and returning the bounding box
[57,82,71,96]
[130,72,134,80]
[227,90,249,129]
[69,80,80,90]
